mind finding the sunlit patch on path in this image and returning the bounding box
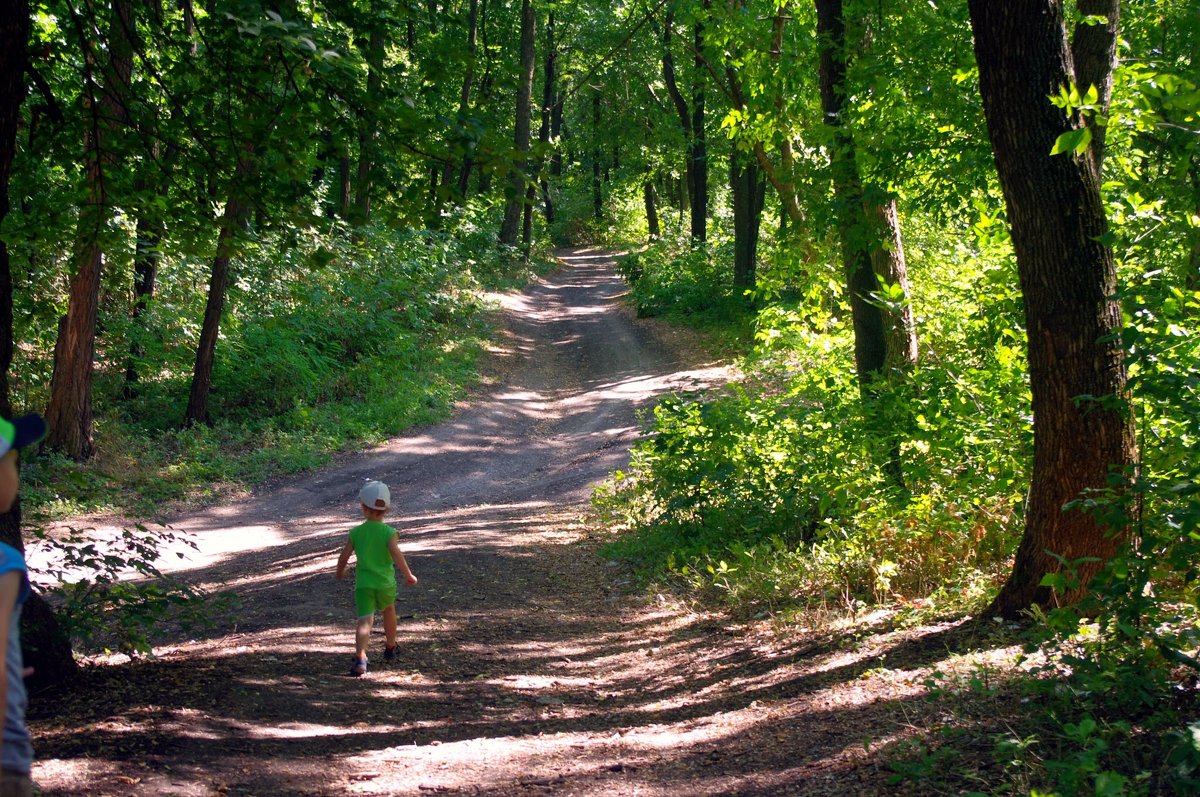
[27,251,996,796]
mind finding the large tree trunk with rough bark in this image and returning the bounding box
[969,0,1136,617]
[499,0,535,245]
[46,0,134,461]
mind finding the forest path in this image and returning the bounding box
[29,249,944,796]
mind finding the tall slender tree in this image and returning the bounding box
[499,0,536,245]
[353,5,385,224]
[662,6,708,241]
[45,0,135,460]
[184,160,253,427]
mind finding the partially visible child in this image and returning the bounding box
[335,481,418,677]
[0,413,48,797]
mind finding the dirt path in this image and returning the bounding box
[28,249,962,796]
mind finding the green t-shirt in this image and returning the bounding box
[349,520,398,590]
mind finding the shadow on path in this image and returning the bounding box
[28,251,1001,797]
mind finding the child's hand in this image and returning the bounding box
[405,574,418,586]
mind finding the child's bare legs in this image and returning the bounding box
[355,614,374,660]
[382,604,398,649]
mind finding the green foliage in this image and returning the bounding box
[598,234,1030,617]
[19,219,506,518]
[28,524,233,656]
[619,240,750,326]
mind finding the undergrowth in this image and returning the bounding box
[596,235,1200,795]
[18,215,553,520]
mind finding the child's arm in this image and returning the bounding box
[335,539,354,580]
[388,537,418,586]
[0,570,20,763]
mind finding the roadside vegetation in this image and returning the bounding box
[3,0,1199,794]
[19,216,550,522]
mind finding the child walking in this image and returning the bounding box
[335,480,418,677]
[0,413,48,797]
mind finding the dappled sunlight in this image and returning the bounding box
[35,250,930,796]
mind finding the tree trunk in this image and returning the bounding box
[184,181,251,427]
[731,155,765,291]
[537,11,556,225]
[1071,0,1119,169]
[0,0,31,417]
[689,8,708,241]
[592,92,603,221]
[969,0,1136,617]
[122,213,162,399]
[644,181,660,241]
[550,86,563,178]
[866,196,918,371]
[353,23,384,224]
[46,0,134,460]
[452,0,480,201]
[499,0,535,246]
[815,0,887,386]
[522,183,534,260]
[662,11,699,239]
[337,145,352,219]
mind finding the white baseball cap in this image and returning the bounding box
[359,480,391,510]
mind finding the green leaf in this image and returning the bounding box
[1051,126,1093,156]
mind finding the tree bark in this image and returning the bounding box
[689,7,708,241]
[550,86,563,178]
[499,0,535,246]
[968,0,1136,617]
[815,0,887,386]
[591,92,603,221]
[866,196,918,371]
[731,155,765,291]
[644,181,660,241]
[0,0,31,418]
[337,144,352,218]
[122,213,162,399]
[1071,0,1119,169]
[46,0,135,460]
[662,10,708,241]
[184,181,252,427]
[453,0,480,200]
[537,11,556,225]
[353,22,384,224]
[124,138,179,398]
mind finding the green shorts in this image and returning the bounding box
[355,585,397,618]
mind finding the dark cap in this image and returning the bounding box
[0,414,47,458]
